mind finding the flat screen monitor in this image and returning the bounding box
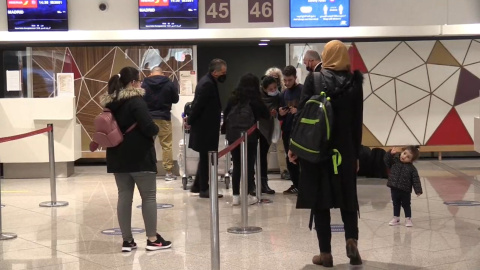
[7,0,68,31]
[290,0,350,28]
[139,0,199,29]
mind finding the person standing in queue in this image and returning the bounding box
[289,42,364,267]
[186,59,227,199]
[278,65,302,195]
[257,76,281,194]
[223,73,270,206]
[102,66,172,252]
[141,66,179,181]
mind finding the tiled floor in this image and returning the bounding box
[1,159,480,269]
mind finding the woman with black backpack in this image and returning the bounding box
[289,41,364,267]
[223,73,270,206]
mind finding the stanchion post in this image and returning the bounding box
[227,130,262,235]
[255,122,272,204]
[40,124,68,207]
[0,176,17,240]
[256,123,262,201]
[183,126,188,179]
[241,132,248,227]
[209,151,220,270]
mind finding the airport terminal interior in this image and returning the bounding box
[1,0,480,269]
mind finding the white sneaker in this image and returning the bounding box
[165,172,177,181]
[248,195,258,205]
[389,217,400,226]
[405,218,413,227]
[232,195,240,206]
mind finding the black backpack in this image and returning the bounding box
[289,72,334,163]
[226,102,255,143]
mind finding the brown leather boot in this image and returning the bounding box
[312,252,333,267]
[346,238,362,265]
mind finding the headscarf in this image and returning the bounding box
[321,40,351,72]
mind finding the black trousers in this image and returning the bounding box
[391,188,412,218]
[282,133,299,188]
[231,141,257,195]
[313,208,358,253]
[193,150,209,192]
[259,134,270,180]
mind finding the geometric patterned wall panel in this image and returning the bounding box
[361,40,478,146]
[290,39,480,147]
[32,45,194,151]
[426,108,473,145]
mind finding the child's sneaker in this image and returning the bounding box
[122,240,137,252]
[405,218,413,227]
[388,217,400,226]
[146,234,172,251]
[232,195,240,206]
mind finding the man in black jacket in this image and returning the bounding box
[187,59,227,198]
[142,67,179,181]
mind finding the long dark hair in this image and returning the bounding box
[107,67,139,98]
[232,73,261,103]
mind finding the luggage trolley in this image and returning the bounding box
[180,107,231,190]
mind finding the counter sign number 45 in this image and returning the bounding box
[205,0,231,23]
[248,0,273,23]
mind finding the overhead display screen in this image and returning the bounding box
[290,0,350,28]
[139,0,199,29]
[6,0,68,31]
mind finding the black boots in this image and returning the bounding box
[261,177,275,194]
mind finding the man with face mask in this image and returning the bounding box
[303,50,322,73]
[187,59,227,198]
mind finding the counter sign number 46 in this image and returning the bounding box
[248,0,273,23]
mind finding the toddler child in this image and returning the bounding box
[384,145,423,227]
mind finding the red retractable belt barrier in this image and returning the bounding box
[0,126,52,144]
[218,124,257,158]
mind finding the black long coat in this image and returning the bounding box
[188,73,222,152]
[295,69,364,212]
[102,88,159,173]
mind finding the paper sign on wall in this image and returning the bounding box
[179,71,197,96]
[6,70,21,92]
[57,73,75,97]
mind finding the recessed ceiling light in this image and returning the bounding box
[260,39,270,42]
[259,43,268,46]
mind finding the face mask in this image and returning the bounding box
[306,66,313,72]
[217,74,227,83]
[267,91,279,97]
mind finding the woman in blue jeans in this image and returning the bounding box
[102,66,171,252]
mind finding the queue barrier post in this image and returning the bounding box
[0,177,16,240]
[39,124,69,208]
[209,151,220,270]
[227,131,262,235]
[255,121,272,204]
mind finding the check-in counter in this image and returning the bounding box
[0,97,81,178]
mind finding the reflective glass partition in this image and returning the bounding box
[1,45,195,151]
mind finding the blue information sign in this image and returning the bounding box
[290,0,350,28]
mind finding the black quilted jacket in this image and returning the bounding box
[384,150,423,194]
